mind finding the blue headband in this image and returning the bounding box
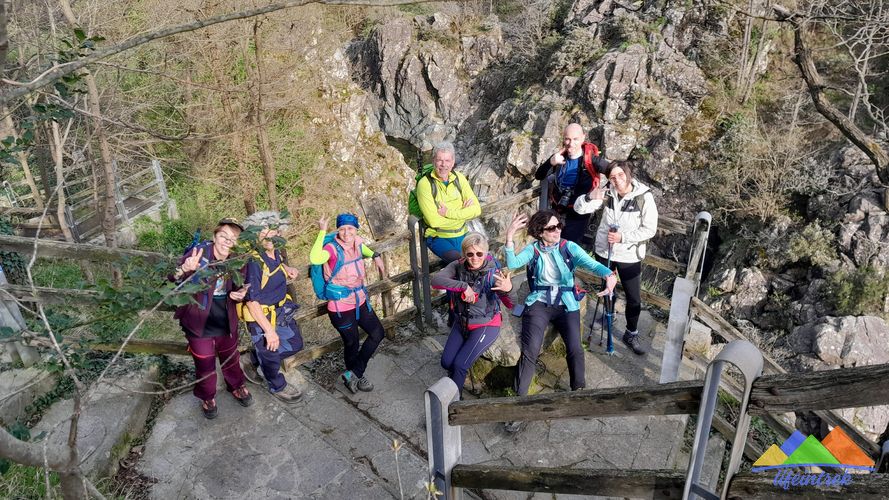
[336,213,359,229]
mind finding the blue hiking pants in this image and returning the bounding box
[441,323,500,396]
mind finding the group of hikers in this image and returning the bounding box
[170,123,659,432]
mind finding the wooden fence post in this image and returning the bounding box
[425,377,462,500]
[407,216,424,331]
[380,253,396,339]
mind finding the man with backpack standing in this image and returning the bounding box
[310,213,386,394]
[414,142,480,263]
[502,209,617,432]
[534,123,610,245]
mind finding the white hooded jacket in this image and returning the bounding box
[573,179,658,263]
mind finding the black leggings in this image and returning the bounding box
[328,301,385,378]
[596,256,642,332]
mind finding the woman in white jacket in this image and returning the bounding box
[574,161,658,355]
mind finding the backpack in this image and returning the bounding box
[450,257,505,331]
[525,239,587,306]
[549,142,602,208]
[310,233,367,301]
[407,164,465,219]
[236,250,287,322]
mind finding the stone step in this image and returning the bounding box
[0,366,57,426]
[137,368,428,499]
[322,327,689,500]
[32,364,158,479]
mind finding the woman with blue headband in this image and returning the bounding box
[310,213,387,393]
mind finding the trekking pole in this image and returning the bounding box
[604,224,619,355]
[585,293,602,348]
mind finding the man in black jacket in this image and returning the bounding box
[534,123,609,245]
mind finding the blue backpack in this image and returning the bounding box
[310,233,367,302]
[526,239,587,306]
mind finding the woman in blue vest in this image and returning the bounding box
[242,211,304,403]
[431,232,514,397]
[503,209,617,431]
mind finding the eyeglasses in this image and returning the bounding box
[216,234,237,245]
[543,223,564,232]
[464,251,485,258]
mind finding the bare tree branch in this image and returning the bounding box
[774,5,889,201]
[0,0,446,106]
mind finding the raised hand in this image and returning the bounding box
[181,247,204,273]
[588,186,604,201]
[318,216,328,232]
[491,269,512,292]
[506,212,528,240]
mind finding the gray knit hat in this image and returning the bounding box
[242,211,290,232]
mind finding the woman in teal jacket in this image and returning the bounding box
[503,209,616,431]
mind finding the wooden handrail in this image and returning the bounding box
[448,363,889,426]
[0,234,167,263]
[450,465,889,498]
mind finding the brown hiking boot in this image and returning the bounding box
[272,383,302,403]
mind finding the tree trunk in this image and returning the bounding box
[250,21,278,212]
[2,109,45,210]
[58,0,119,250]
[49,120,76,242]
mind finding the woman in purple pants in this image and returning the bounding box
[431,232,514,396]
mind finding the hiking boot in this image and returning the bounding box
[503,420,525,433]
[622,330,647,355]
[201,399,218,420]
[232,387,254,407]
[241,352,264,385]
[272,384,302,403]
[356,376,374,392]
[342,371,358,394]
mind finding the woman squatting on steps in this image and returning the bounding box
[431,232,515,397]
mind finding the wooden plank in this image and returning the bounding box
[659,216,691,235]
[451,465,685,498]
[0,234,168,263]
[449,365,889,426]
[0,207,57,216]
[293,269,417,323]
[712,412,764,462]
[575,268,672,312]
[749,363,889,415]
[449,380,705,425]
[645,254,685,274]
[481,186,540,217]
[0,284,99,304]
[727,472,889,498]
[91,339,188,355]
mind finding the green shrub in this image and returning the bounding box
[134,211,194,255]
[827,267,889,316]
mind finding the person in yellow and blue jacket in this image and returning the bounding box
[417,141,481,262]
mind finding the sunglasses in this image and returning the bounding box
[464,251,485,258]
[543,223,564,232]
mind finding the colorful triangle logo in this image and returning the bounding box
[782,435,840,465]
[821,427,875,468]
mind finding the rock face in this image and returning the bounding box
[785,316,889,441]
[350,2,712,222]
[33,365,158,479]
